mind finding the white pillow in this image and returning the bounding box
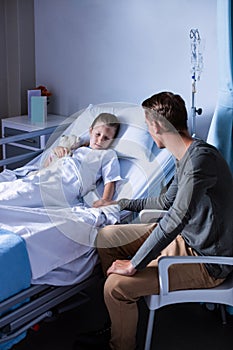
[58,103,154,160]
[109,106,154,160]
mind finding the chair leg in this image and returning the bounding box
[144,309,155,350]
[219,304,227,325]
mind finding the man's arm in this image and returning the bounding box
[130,151,217,270]
[107,149,218,275]
[118,174,177,212]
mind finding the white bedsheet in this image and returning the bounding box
[0,204,119,285]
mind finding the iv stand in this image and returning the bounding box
[190,29,203,137]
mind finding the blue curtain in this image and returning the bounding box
[207,0,233,172]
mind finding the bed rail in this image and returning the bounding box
[0,126,62,167]
[0,150,43,168]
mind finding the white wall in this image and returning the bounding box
[34,0,217,139]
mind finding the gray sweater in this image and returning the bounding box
[118,139,233,279]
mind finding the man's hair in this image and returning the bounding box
[142,91,188,132]
[91,113,120,138]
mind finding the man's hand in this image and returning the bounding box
[107,260,136,276]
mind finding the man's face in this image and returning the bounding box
[145,116,165,149]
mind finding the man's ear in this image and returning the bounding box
[89,127,93,135]
[152,120,162,134]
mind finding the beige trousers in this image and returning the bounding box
[96,223,224,350]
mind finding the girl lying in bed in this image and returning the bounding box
[0,113,122,208]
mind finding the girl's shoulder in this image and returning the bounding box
[104,148,118,157]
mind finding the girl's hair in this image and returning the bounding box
[91,113,120,138]
[142,91,188,132]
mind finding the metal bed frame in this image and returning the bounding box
[0,265,103,345]
[0,128,105,347]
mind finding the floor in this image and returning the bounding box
[11,279,233,350]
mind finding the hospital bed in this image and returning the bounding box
[0,103,175,349]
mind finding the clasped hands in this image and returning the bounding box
[93,199,137,277]
[107,259,137,276]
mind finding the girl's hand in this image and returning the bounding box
[92,199,117,208]
[107,260,137,276]
[44,146,70,167]
[53,146,69,158]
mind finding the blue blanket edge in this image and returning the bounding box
[0,229,31,349]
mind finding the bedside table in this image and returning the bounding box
[1,114,70,169]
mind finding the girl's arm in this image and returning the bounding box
[44,135,83,167]
[93,181,115,207]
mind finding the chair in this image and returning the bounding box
[139,209,233,350]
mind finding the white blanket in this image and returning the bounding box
[0,149,122,208]
[0,154,121,285]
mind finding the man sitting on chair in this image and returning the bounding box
[96,91,233,350]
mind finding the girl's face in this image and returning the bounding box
[89,123,116,150]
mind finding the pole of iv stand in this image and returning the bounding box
[190,28,203,137]
[191,74,202,137]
